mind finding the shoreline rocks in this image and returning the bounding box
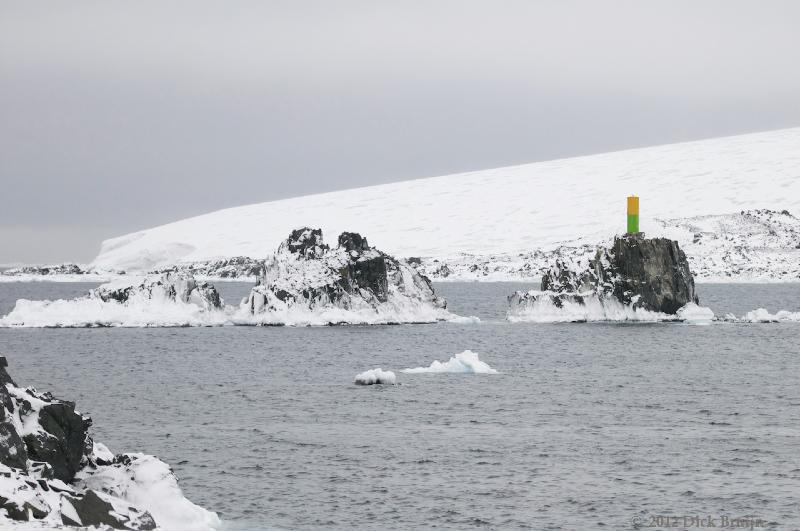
[0,356,219,529]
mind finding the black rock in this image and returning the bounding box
[0,421,28,471]
[21,396,92,483]
[61,490,157,530]
[0,496,49,521]
[515,235,699,315]
[604,236,698,313]
[338,232,371,253]
[285,227,328,258]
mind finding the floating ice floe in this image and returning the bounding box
[721,308,800,323]
[354,368,397,385]
[402,350,498,374]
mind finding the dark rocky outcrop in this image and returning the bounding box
[0,356,208,529]
[246,228,447,323]
[511,235,699,316]
[22,399,92,483]
[285,227,329,258]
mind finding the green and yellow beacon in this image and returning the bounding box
[626,195,641,236]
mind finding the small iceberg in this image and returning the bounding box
[354,368,397,385]
[401,350,498,374]
[675,302,715,324]
[722,308,800,323]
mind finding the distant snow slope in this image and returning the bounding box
[92,128,800,273]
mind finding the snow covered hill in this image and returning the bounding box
[91,128,800,279]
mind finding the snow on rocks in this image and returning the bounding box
[0,272,227,328]
[239,228,456,326]
[0,356,219,530]
[0,230,465,327]
[354,369,397,385]
[402,351,498,374]
[507,235,713,323]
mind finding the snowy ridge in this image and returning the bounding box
[90,128,800,278]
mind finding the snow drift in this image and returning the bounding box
[402,351,498,374]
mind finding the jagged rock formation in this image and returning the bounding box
[0,356,218,529]
[508,235,700,321]
[93,272,222,310]
[244,228,449,325]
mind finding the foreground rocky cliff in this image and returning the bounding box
[0,356,219,530]
[508,235,708,322]
[243,228,453,325]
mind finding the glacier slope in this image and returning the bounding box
[91,128,800,273]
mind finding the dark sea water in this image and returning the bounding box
[1,282,799,530]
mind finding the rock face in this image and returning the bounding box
[93,272,223,310]
[245,228,448,325]
[0,356,218,529]
[510,235,699,318]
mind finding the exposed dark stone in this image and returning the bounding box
[22,400,92,483]
[513,235,699,315]
[0,496,49,521]
[61,490,157,530]
[340,255,389,303]
[338,232,371,253]
[604,236,698,313]
[0,421,28,470]
[285,227,328,258]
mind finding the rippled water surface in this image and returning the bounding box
[1,282,799,530]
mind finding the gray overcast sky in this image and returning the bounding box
[2,1,800,264]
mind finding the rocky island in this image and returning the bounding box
[508,235,710,322]
[242,228,453,325]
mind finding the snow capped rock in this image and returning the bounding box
[508,236,712,322]
[0,357,219,530]
[240,228,454,326]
